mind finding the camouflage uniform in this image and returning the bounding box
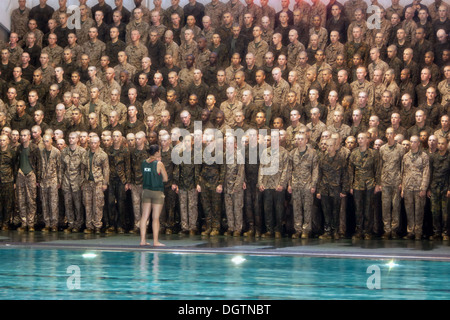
[317,150,349,235]
[220,101,243,128]
[81,39,106,68]
[125,21,150,46]
[344,41,370,68]
[258,146,291,234]
[379,143,405,235]
[100,102,127,128]
[290,146,318,235]
[401,150,430,238]
[205,2,226,29]
[102,80,121,105]
[113,63,137,82]
[438,80,450,106]
[178,66,195,91]
[225,65,244,86]
[287,42,305,71]
[178,41,198,69]
[8,46,23,67]
[37,65,55,86]
[429,151,450,237]
[198,148,225,232]
[142,98,167,127]
[41,45,64,67]
[247,40,269,68]
[15,143,40,228]
[86,77,104,100]
[71,82,89,106]
[348,148,381,237]
[325,42,345,68]
[224,0,245,26]
[61,145,86,230]
[125,43,149,71]
[272,79,290,107]
[106,145,131,231]
[11,7,30,40]
[39,146,61,228]
[81,148,109,230]
[224,153,245,233]
[77,18,95,45]
[165,41,180,67]
[173,148,200,232]
[307,120,327,144]
[0,147,17,228]
[160,147,177,231]
[130,147,149,230]
[351,80,375,106]
[343,0,368,22]
[81,99,106,122]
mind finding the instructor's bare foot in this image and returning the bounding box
[153,242,165,247]
[140,242,151,246]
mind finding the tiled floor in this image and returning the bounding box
[1,230,450,261]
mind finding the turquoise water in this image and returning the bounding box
[0,248,449,300]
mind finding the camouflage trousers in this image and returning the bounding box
[161,185,177,229]
[179,189,198,231]
[16,170,37,227]
[0,182,14,226]
[200,187,222,231]
[107,178,127,230]
[430,186,449,236]
[83,180,104,229]
[40,183,59,228]
[321,192,342,234]
[381,186,401,234]
[224,191,244,232]
[403,190,426,236]
[244,181,263,233]
[353,188,375,236]
[130,184,143,229]
[262,189,285,233]
[292,187,314,233]
[62,186,84,229]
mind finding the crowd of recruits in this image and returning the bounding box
[1,0,450,239]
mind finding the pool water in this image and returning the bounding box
[1,248,449,300]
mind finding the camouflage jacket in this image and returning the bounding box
[106,145,131,185]
[60,145,86,192]
[379,143,404,187]
[318,149,349,196]
[224,153,246,194]
[258,146,291,190]
[429,151,450,191]
[289,146,319,190]
[81,148,109,185]
[348,148,380,191]
[161,147,175,186]
[172,147,200,191]
[401,150,430,192]
[0,147,17,184]
[198,148,225,190]
[130,147,150,185]
[39,146,61,187]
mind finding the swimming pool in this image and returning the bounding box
[1,247,449,300]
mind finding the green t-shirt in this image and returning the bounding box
[19,147,33,175]
[141,160,164,191]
